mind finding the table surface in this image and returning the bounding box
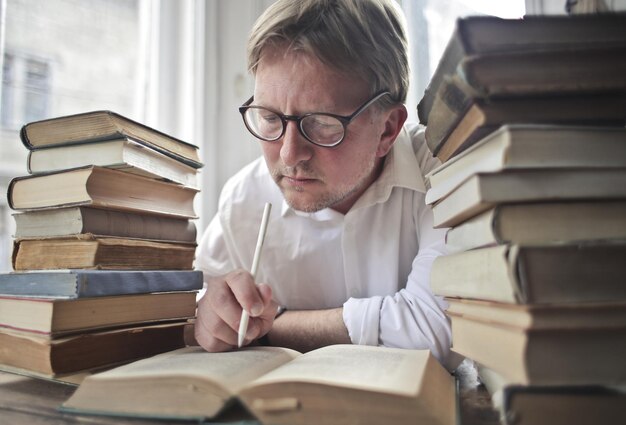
[0,360,500,425]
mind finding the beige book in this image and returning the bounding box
[425,125,626,205]
[449,313,626,385]
[431,243,626,304]
[430,169,626,228]
[8,166,198,219]
[445,298,626,330]
[444,201,626,253]
[62,345,455,425]
[0,291,197,335]
[27,139,199,188]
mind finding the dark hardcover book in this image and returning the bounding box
[0,322,190,377]
[13,206,197,243]
[418,13,626,124]
[0,270,203,299]
[425,88,626,161]
[477,365,626,425]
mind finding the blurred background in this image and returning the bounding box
[0,0,548,272]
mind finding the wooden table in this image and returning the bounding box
[0,360,500,425]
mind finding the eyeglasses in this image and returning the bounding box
[238,91,391,148]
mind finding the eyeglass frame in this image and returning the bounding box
[238,91,391,148]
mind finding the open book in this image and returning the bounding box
[61,344,455,425]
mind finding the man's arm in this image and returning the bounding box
[264,308,350,352]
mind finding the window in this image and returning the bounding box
[0,0,149,272]
[1,53,51,129]
[400,0,526,122]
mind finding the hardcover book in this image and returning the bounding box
[418,13,626,124]
[430,168,626,228]
[61,345,455,425]
[20,110,203,168]
[12,206,197,242]
[0,270,203,298]
[444,201,626,253]
[12,236,196,271]
[0,291,197,335]
[0,322,189,376]
[430,243,626,304]
[425,125,626,206]
[27,138,199,188]
[8,166,198,219]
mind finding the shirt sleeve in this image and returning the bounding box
[343,126,463,371]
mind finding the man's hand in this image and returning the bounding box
[195,269,277,352]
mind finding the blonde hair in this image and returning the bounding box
[247,0,409,105]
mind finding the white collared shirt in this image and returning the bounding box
[196,123,459,369]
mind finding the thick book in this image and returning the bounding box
[61,345,455,425]
[430,243,626,304]
[425,124,626,206]
[445,298,626,330]
[0,270,203,298]
[20,110,203,168]
[445,201,626,253]
[449,313,626,385]
[425,90,626,162]
[0,322,189,376]
[430,168,626,228]
[12,236,196,271]
[477,365,626,425]
[13,206,197,242]
[0,291,197,335]
[418,13,626,124]
[7,166,198,218]
[27,138,199,188]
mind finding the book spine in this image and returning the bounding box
[75,270,203,297]
[19,124,34,150]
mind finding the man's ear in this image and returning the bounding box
[376,104,408,157]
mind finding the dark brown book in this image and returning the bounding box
[425,89,626,161]
[0,322,189,376]
[477,365,626,425]
[12,235,196,271]
[418,13,626,124]
[13,206,197,243]
[20,110,203,168]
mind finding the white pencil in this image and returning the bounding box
[237,202,272,348]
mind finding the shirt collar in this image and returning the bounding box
[279,126,426,219]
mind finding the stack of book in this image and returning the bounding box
[419,14,626,425]
[1,110,204,382]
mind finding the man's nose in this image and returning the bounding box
[279,121,313,167]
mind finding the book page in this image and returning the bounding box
[93,346,300,393]
[248,345,428,396]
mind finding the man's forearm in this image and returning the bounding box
[265,308,351,352]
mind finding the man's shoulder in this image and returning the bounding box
[401,122,441,176]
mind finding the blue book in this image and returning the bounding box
[0,270,203,299]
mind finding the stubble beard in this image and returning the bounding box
[270,158,378,213]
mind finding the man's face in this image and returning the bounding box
[253,46,393,214]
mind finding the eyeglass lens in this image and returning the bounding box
[244,108,345,146]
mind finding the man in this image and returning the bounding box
[195,0,458,370]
